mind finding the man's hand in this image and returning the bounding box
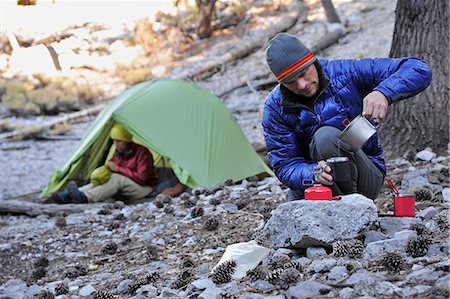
[362,90,389,120]
[315,160,333,186]
[107,161,119,172]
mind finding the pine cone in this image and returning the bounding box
[409,223,432,237]
[93,291,117,299]
[332,239,363,257]
[406,236,432,257]
[279,267,302,288]
[102,242,118,255]
[211,260,237,284]
[155,199,164,208]
[380,252,407,273]
[32,267,47,280]
[33,290,54,299]
[217,292,238,299]
[164,205,175,214]
[266,268,282,284]
[65,265,88,278]
[98,207,112,215]
[146,271,160,284]
[413,187,433,201]
[209,197,221,206]
[223,178,234,186]
[146,245,159,261]
[259,205,272,220]
[113,200,125,209]
[180,192,191,200]
[34,256,49,268]
[128,278,147,294]
[113,213,125,220]
[54,282,69,295]
[191,206,204,218]
[246,265,268,282]
[236,198,248,210]
[434,211,449,232]
[171,269,194,289]
[109,220,121,230]
[203,216,219,231]
[184,197,197,208]
[269,254,290,269]
[54,216,67,228]
[283,261,302,272]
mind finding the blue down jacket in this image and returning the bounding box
[262,57,432,191]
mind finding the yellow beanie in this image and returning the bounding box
[110,123,132,142]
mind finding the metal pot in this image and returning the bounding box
[339,115,379,151]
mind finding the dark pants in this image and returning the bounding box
[286,126,384,201]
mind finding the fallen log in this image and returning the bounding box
[171,0,308,81]
[0,103,106,141]
[0,199,105,217]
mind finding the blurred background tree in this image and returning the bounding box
[380,0,449,157]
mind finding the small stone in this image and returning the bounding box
[79,284,96,296]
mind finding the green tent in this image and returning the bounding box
[41,79,273,197]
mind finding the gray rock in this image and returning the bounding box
[363,237,411,259]
[442,188,450,203]
[263,194,378,248]
[401,169,431,193]
[344,269,386,285]
[306,247,327,258]
[416,149,436,161]
[117,279,133,294]
[0,279,27,299]
[243,294,285,299]
[137,285,158,297]
[307,258,337,273]
[0,243,12,251]
[328,266,349,281]
[393,229,417,240]
[354,280,401,298]
[416,207,439,220]
[23,284,40,298]
[379,217,420,238]
[159,287,180,298]
[339,287,354,298]
[435,274,450,289]
[401,285,432,297]
[79,284,96,296]
[364,230,388,245]
[250,279,274,290]
[406,267,444,283]
[287,279,332,299]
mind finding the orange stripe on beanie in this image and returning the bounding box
[266,33,317,83]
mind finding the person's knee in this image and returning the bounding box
[311,126,341,158]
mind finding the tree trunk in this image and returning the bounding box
[196,0,217,39]
[320,0,341,23]
[380,0,449,158]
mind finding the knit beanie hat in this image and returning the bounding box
[266,33,316,83]
[110,123,132,142]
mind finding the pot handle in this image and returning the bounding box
[362,114,382,129]
[385,178,400,196]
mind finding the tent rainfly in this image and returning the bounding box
[41,79,273,197]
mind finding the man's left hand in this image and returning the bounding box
[362,90,388,120]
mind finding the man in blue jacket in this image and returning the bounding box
[262,33,432,201]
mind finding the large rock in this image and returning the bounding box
[263,194,378,248]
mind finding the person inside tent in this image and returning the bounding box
[51,123,184,204]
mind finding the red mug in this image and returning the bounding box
[386,178,416,217]
[393,195,416,217]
